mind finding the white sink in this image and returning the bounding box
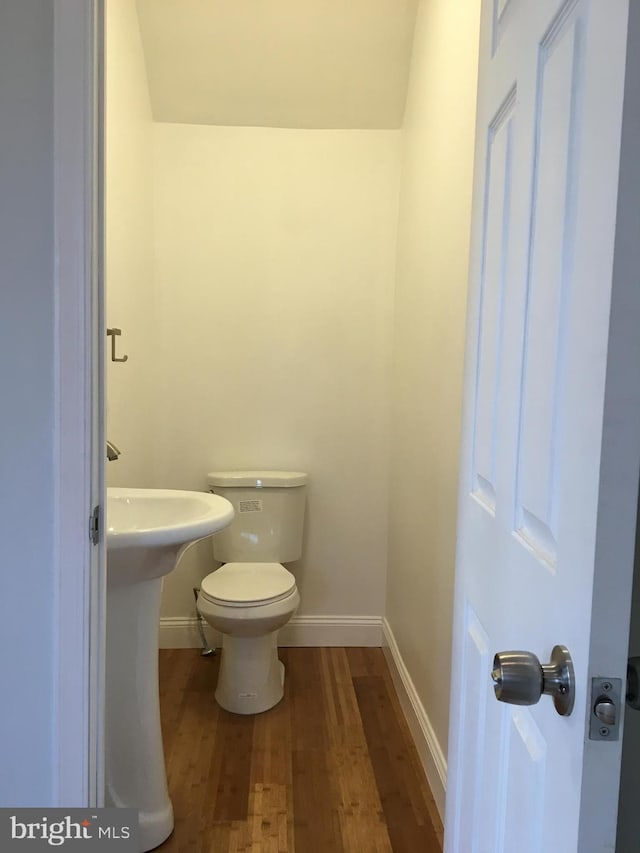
[107,486,234,550]
[104,487,234,852]
[106,487,234,583]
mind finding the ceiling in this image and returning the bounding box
[136,0,419,129]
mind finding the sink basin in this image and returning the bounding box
[106,487,234,583]
[107,486,234,550]
[104,487,234,851]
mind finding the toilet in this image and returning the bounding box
[196,470,307,714]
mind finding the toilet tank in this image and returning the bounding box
[207,470,307,564]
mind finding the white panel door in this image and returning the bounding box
[445,1,640,851]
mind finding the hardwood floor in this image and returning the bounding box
[158,647,444,852]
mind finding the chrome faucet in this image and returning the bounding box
[106,440,121,462]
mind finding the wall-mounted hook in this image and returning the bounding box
[106,327,128,362]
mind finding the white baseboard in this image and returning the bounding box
[159,617,218,650]
[382,618,447,820]
[158,614,384,650]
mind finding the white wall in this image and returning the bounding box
[104,0,480,786]
[387,0,480,763]
[0,1,57,806]
[104,1,480,788]
[152,124,401,622]
[105,0,156,487]
[136,0,418,130]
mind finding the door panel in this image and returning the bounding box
[502,708,545,853]
[446,1,635,850]
[456,607,490,850]
[472,89,514,513]
[515,8,583,564]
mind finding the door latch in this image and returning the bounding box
[89,504,101,546]
[589,677,621,741]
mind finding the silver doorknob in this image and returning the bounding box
[491,645,575,716]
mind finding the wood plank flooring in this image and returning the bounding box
[158,647,444,852]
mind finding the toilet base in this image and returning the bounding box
[215,631,286,714]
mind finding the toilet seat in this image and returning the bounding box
[200,562,296,608]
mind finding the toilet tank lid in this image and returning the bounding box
[207,470,308,488]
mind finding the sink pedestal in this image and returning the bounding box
[105,487,234,852]
[105,567,174,852]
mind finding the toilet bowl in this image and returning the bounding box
[197,563,300,714]
[196,471,307,714]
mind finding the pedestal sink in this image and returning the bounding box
[105,488,234,852]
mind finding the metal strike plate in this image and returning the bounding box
[589,677,622,741]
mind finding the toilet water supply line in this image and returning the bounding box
[193,587,215,656]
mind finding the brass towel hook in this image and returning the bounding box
[106,328,128,362]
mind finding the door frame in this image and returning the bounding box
[576,1,640,844]
[444,1,640,849]
[53,0,640,831]
[53,0,105,807]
